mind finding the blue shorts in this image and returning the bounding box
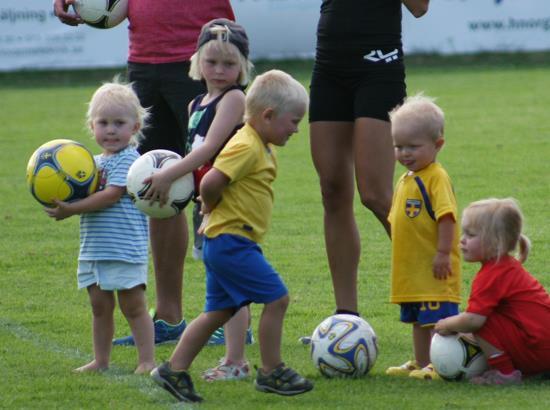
[400,302,459,327]
[203,234,288,312]
[77,260,147,291]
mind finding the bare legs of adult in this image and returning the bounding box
[150,213,188,324]
[310,118,394,314]
[354,118,394,237]
[310,121,359,313]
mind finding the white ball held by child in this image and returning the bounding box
[430,333,489,381]
[73,0,128,29]
[127,149,194,219]
[310,314,378,378]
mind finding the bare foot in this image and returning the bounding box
[135,362,156,375]
[74,360,108,373]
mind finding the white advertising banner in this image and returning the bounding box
[0,1,128,71]
[402,0,550,54]
[1,0,549,72]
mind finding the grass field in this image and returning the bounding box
[1,54,550,409]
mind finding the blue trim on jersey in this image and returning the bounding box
[414,176,436,221]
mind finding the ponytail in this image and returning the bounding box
[517,234,531,263]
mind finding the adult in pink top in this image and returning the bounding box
[54,0,235,346]
[127,2,234,64]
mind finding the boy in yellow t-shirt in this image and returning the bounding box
[150,70,313,402]
[386,94,461,380]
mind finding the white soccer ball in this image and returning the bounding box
[430,334,489,381]
[310,314,378,378]
[73,0,128,29]
[127,149,194,219]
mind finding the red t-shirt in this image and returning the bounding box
[127,0,235,64]
[466,256,550,349]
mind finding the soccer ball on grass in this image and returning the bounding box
[310,314,378,378]
[126,149,194,219]
[26,139,99,207]
[430,333,489,381]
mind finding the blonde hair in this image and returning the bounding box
[244,69,309,121]
[86,78,149,146]
[189,26,253,87]
[462,198,531,262]
[389,93,445,142]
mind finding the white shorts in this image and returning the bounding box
[77,260,148,291]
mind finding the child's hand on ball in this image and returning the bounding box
[434,318,454,336]
[143,172,171,207]
[44,199,74,220]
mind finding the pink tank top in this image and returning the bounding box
[127,0,235,64]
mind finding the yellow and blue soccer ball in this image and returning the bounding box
[26,139,99,207]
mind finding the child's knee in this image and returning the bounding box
[90,300,115,317]
[270,294,290,312]
[119,295,147,320]
[120,301,148,320]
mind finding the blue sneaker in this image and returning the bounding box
[206,327,254,346]
[113,318,187,346]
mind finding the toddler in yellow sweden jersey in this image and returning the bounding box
[386,94,461,380]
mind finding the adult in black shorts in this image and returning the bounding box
[309,0,430,317]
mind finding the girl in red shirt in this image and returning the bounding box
[435,198,550,385]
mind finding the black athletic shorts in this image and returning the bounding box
[310,0,406,123]
[309,61,406,123]
[128,61,205,156]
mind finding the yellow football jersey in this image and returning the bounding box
[388,162,461,303]
[204,123,277,244]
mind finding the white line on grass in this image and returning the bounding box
[0,317,180,407]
